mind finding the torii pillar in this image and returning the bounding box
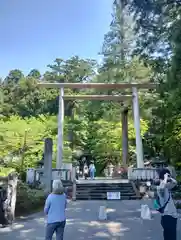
[132,87,144,168]
[57,88,64,169]
[122,107,128,166]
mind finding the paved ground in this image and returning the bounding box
[0,200,180,239]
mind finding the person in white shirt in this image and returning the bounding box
[89,163,96,180]
[155,169,177,240]
[83,165,88,180]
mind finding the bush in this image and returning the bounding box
[15,181,45,216]
[0,168,15,177]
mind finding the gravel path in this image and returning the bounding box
[0,200,180,239]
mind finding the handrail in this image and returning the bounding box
[26,168,72,186]
[128,167,158,180]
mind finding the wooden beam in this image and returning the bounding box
[38,82,156,89]
[63,95,132,101]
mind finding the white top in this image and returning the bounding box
[157,179,178,218]
[84,166,88,174]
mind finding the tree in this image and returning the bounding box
[4,69,24,85]
[45,56,97,150]
[100,0,136,82]
[132,1,181,166]
[130,0,181,76]
[27,69,41,79]
[85,118,148,167]
[102,1,135,63]
[0,115,73,171]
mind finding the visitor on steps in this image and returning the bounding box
[89,163,96,180]
[76,165,80,180]
[84,165,89,180]
[151,169,178,240]
[44,180,67,240]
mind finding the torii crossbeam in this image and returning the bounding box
[38,82,156,169]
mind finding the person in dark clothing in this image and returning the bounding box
[0,187,7,227]
[151,169,178,240]
[158,169,177,240]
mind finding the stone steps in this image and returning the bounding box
[76,182,139,200]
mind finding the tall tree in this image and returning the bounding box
[132,1,181,165]
[45,56,97,151]
[99,0,136,82]
[130,0,181,76]
[28,69,41,79]
[4,69,24,85]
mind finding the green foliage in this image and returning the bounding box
[15,181,45,215]
[85,118,148,164]
[0,115,72,172]
[0,167,15,177]
[2,0,181,173]
[0,1,160,174]
[130,1,181,168]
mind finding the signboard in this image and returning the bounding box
[107,192,121,200]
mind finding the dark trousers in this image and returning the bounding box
[45,221,66,240]
[0,205,7,226]
[161,215,177,240]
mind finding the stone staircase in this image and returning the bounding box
[76,180,140,200]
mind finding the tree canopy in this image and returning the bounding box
[1,0,181,174]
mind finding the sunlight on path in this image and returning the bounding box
[0,200,179,240]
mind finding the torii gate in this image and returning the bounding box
[38,82,156,169]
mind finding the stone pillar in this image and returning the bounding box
[57,88,64,169]
[132,87,144,168]
[44,138,53,194]
[122,107,128,166]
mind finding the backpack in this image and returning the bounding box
[154,192,170,214]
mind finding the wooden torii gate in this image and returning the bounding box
[38,82,156,169]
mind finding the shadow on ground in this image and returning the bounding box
[0,200,171,240]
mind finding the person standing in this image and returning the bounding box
[83,165,89,180]
[44,180,67,240]
[76,165,80,180]
[89,163,96,180]
[153,169,178,240]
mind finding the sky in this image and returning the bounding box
[0,0,113,79]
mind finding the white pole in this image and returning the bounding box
[132,87,144,168]
[57,88,64,169]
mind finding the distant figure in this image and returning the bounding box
[83,165,89,180]
[108,163,114,177]
[76,166,80,180]
[44,180,67,240]
[89,163,96,180]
